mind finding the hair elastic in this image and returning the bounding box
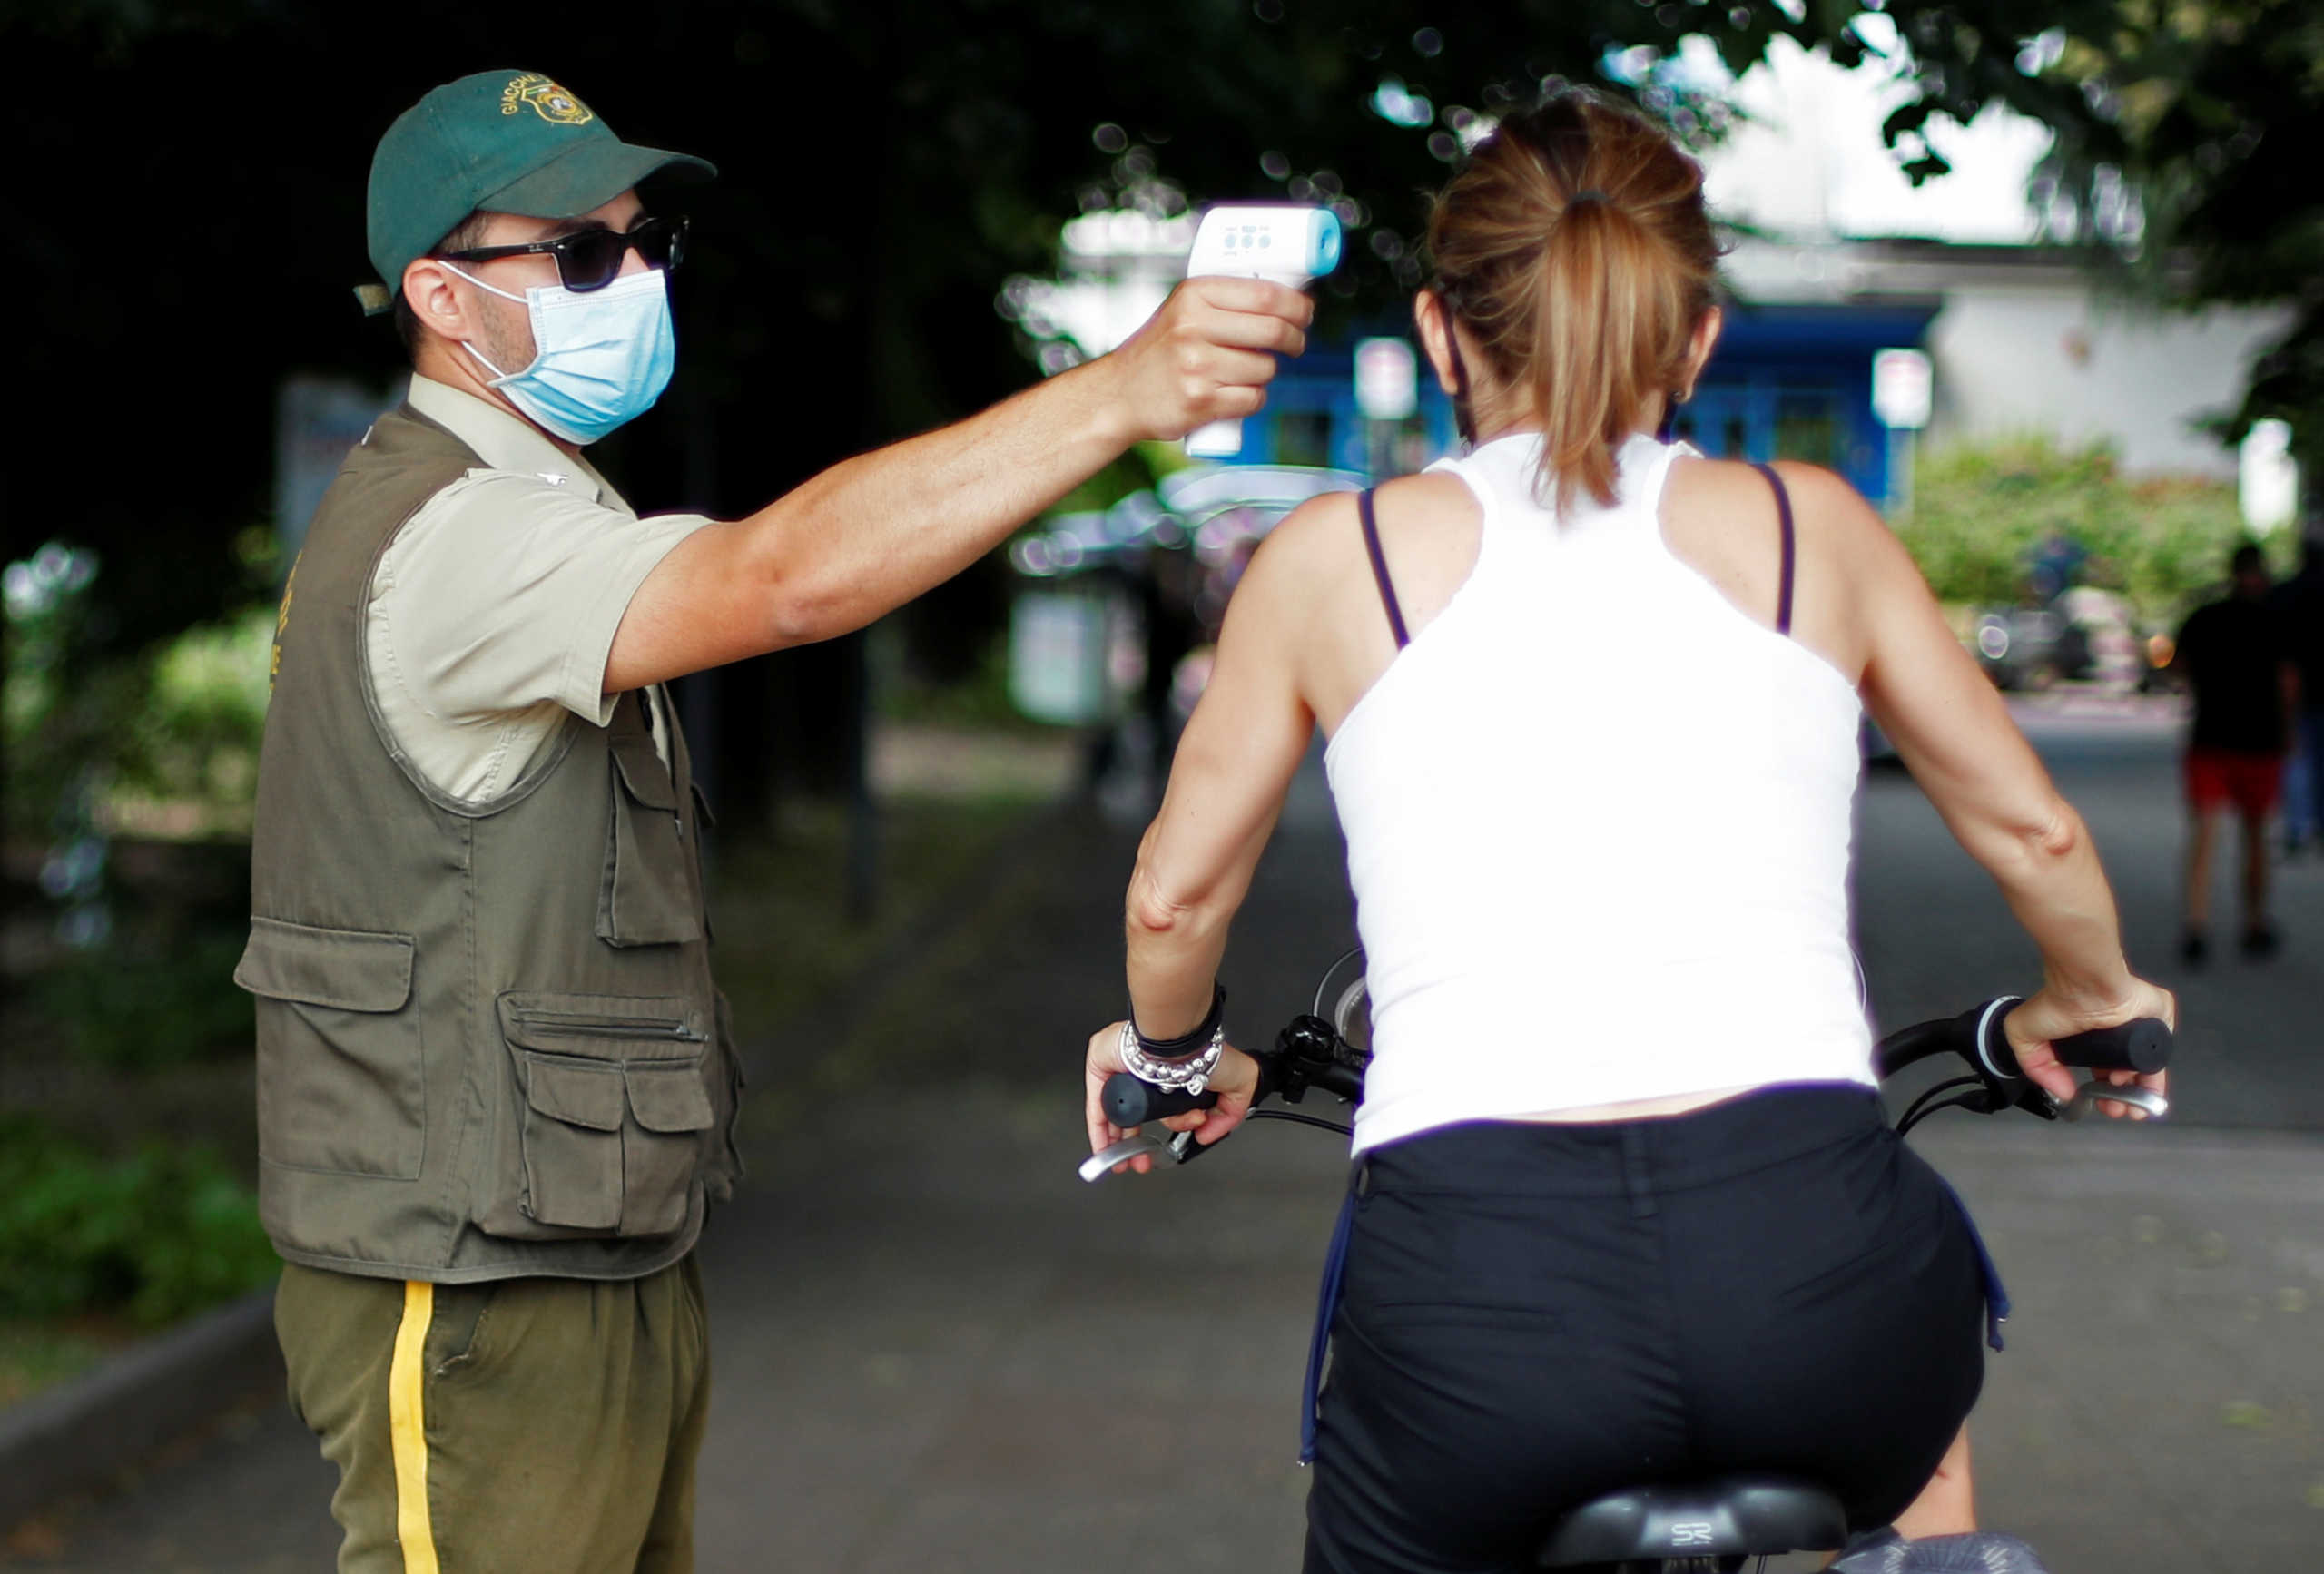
[1569,188,1611,205]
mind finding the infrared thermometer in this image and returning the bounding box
[1182,205,1343,458]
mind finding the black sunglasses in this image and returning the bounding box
[439,214,688,293]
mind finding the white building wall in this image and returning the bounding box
[1924,285,2291,477]
[1698,38,2292,483]
[1727,239,2290,480]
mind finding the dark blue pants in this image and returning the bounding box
[1304,1087,1987,1574]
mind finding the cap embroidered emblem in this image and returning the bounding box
[501,74,594,125]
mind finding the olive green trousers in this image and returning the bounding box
[275,1256,710,1574]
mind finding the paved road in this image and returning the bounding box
[1860,695,2324,1127]
[11,703,2321,1571]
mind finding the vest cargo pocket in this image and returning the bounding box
[235,918,423,1179]
[598,728,704,948]
[517,1056,626,1232]
[495,993,714,1238]
[622,1063,717,1235]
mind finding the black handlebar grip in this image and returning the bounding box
[1102,1071,1218,1126]
[2050,1018,2172,1075]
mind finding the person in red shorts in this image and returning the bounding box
[2173,543,2301,961]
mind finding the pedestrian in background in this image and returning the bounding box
[2173,542,2300,961]
[2270,525,2324,857]
[245,68,1312,1573]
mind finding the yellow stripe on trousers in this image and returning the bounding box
[389,1281,441,1574]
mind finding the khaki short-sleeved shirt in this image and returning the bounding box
[365,377,713,802]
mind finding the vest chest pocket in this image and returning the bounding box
[599,727,704,948]
[493,992,715,1238]
[235,919,423,1179]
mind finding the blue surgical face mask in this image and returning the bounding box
[446,263,675,446]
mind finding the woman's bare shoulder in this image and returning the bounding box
[1664,456,1907,566]
[1239,473,1481,603]
[1229,473,1484,729]
[1246,487,1360,569]
[1374,468,1481,525]
[1659,456,1919,678]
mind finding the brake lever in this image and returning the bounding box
[2063,1081,2169,1122]
[1076,1127,1213,1183]
[1078,1135,1170,1183]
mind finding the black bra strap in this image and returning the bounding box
[1748,462,1797,636]
[1356,487,1411,649]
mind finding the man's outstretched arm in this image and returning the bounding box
[603,277,1311,692]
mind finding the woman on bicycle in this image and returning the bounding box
[1081,89,2173,1573]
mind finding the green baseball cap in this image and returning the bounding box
[359,69,715,313]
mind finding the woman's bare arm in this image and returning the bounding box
[1121,527,1321,1038]
[1079,505,1332,1165]
[1797,467,2174,1093]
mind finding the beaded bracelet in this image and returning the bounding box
[1118,1019,1226,1095]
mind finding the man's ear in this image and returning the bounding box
[1413,290,1461,396]
[402,258,476,347]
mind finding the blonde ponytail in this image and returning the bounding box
[1427,91,1719,514]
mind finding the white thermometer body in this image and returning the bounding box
[1181,205,1343,458]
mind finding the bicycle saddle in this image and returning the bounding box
[1537,1475,1846,1567]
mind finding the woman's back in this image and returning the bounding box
[1319,432,1873,1152]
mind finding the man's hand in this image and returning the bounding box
[1097,277,1314,446]
[1082,1022,1260,1176]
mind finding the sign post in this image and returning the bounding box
[1354,337,1418,481]
[275,375,400,571]
[2239,418,2298,536]
[1871,348,1932,519]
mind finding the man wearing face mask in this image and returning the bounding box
[241,70,1313,1573]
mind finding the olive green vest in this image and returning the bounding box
[237,406,743,1283]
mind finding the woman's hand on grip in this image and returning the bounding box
[1082,1023,1261,1176]
[2004,977,2176,1117]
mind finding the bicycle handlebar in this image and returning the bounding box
[1101,1015,1367,1129]
[1101,1077,1217,1126]
[1873,999,2172,1081]
[1101,997,2171,1140]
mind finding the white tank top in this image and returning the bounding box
[1324,431,1874,1156]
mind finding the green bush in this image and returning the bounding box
[0,1118,275,1326]
[3,542,114,842]
[112,605,274,834]
[5,546,272,844]
[1897,436,2272,624]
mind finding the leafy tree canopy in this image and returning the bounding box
[1840,1,2322,467]
[6,0,2313,654]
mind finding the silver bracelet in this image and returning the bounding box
[1118,1018,1226,1096]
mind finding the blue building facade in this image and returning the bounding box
[1216,300,1937,509]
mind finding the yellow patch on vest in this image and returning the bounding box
[270,553,300,691]
[501,74,594,125]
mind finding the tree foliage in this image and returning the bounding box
[1791,1,2324,466]
[6,0,2316,789]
